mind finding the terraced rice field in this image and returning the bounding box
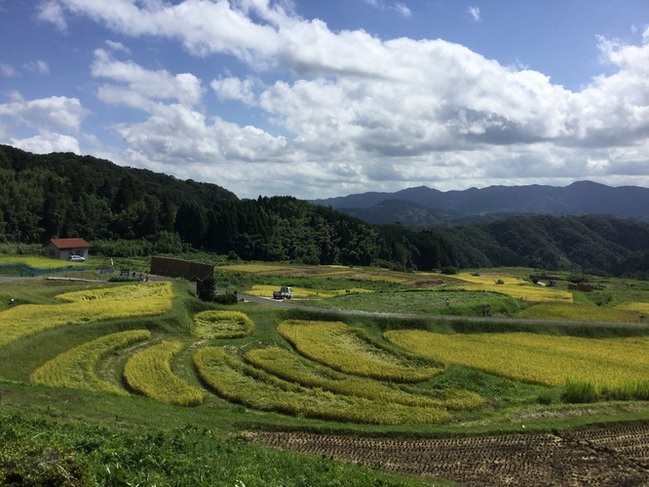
[278,320,441,382]
[193,346,450,424]
[31,329,151,395]
[0,282,172,348]
[193,310,255,339]
[450,272,573,302]
[124,340,205,406]
[384,330,649,387]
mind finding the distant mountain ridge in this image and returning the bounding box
[311,181,649,225]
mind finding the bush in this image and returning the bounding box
[441,266,458,275]
[213,293,239,305]
[0,440,92,486]
[197,276,216,301]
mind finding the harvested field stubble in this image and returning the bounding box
[247,423,649,487]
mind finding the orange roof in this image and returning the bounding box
[49,238,91,250]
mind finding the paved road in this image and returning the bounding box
[238,293,649,329]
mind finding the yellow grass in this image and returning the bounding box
[450,272,573,302]
[0,256,79,269]
[385,330,649,387]
[277,320,442,382]
[246,284,373,299]
[30,330,151,395]
[0,282,173,349]
[194,346,450,424]
[218,263,294,273]
[193,310,254,339]
[521,302,641,323]
[616,302,649,315]
[124,340,205,406]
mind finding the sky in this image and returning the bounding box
[1,1,649,200]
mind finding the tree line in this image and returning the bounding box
[2,145,649,277]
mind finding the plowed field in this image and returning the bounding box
[246,424,649,486]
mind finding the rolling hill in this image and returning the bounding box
[311,181,649,225]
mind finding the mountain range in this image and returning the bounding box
[311,181,649,225]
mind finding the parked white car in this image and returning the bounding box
[68,255,86,262]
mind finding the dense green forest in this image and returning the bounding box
[1,144,649,277]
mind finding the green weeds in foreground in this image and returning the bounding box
[0,412,438,486]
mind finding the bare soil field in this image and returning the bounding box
[246,423,649,486]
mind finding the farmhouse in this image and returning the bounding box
[45,238,91,260]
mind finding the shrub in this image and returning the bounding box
[441,266,458,275]
[0,440,92,486]
[213,293,238,305]
[197,276,216,301]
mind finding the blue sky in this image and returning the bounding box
[1,0,649,199]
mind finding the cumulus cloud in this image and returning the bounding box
[27,1,649,197]
[211,76,258,105]
[91,48,203,107]
[0,93,86,132]
[10,132,81,154]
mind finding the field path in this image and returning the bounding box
[246,423,649,486]
[238,293,649,329]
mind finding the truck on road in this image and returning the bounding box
[273,286,293,299]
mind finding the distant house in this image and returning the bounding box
[45,238,92,260]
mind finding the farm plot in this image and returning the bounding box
[307,288,515,314]
[521,302,641,323]
[193,310,254,339]
[247,424,649,487]
[244,346,483,411]
[384,330,649,387]
[449,272,573,302]
[194,346,450,424]
[245,284,374,299]
[277,320,442,382]
[124,341,205,406]
[0,282,173,349]
[30,330,151,395]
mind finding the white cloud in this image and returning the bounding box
[0,63,17,77]
[211,77,258,105]
[10,132,81,154]
[28,1,649,198]
[0,93,86,132]
[467,6,480,22]
[392,3,411,18]
[91,48,203,107]
[24,60,50,75]
[37,0,67,31]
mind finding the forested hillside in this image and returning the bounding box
[1,145,649,277]
[0,145,455,270]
